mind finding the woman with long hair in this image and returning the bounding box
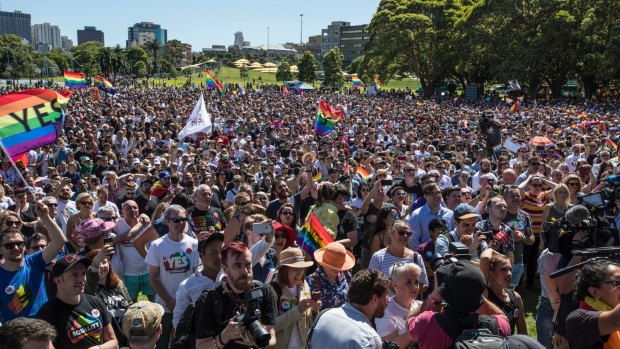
[563,174,583,205]
[66,192,96,251]
[271,247,320,349]
[542,184,572,235]
[369,205,399,257]
[276,203,299,234]
[480,248,527,335]
[85,246,132,347]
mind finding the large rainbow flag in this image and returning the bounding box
[314,100,343,137]
[296,213,335,256]
[95,75,116,94]
[351,74,364,88]
[64,71,86,88]
[356,166,370,181]
[205,70,223,95]
[0,89,71,163]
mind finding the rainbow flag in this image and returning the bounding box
[505,97,513,105]
[517,95,524,103]
[356,166,370,181]
[214,221,223,231]
[0,89,70,163]
[571,123,578,129]
[374,75,382,90]
[577,113,587,118]
[605,138,618,152]
[64,71,86,88]
[95,75,116,94]
[416,100,423,106]
[555,128,563,135]
[314,100,343,137]
[351,74,364,88]
[296,213,335,256]
[511,102,520,113]
[312,171,322,183]
[205,70,223,94]
[150,182,169,198]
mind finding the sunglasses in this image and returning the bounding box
[396,230,413,237]
[80,201,94,206]
[568,183,580,187]
[275,234,287,239]
[167,217,187,224]
[530,184,542,188]
[2,240,25,249]
[281,211,294,216]
[101,217,116,222]
[45,203,58,207]
[5,220,21,227]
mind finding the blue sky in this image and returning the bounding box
[4,0,379,49]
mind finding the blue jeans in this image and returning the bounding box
[510,263,524,287]
[536,297,554,349]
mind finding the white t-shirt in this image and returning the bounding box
[145,234,200,312]
[57,200,77,233]
[115,218,149,276]
[173,269,225,328]
[376,297,422,337]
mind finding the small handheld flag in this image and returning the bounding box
[374,75,382,90]
[351,74,364,88]
[205,70,223,95]
[64,71,86,89]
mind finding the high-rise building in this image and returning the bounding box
[32,23,62,50]
[234,31,244,46]
[0,10,32,44]
[77,26,104,45]
[127,22,167,47]
[321,21,349,54]
[61,36,73,50]
[339,24,369,67]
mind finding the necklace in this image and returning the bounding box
[224,282,245,309]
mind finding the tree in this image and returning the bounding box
[276,61,293,82]
[322,48,345,89]
[161,39,186,73]
[125,46,149,77]
[144,39,161,76]
[297,51,318,83]
[0,34,35,80]
[46,48,69,74]
[71,41,102,77]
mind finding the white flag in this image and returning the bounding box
[178,94,212,140]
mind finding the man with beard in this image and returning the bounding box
[471,158,497,192]
[265,178,298,220]
[53,178,78,233]
[309,269,389,349]
[0,202,67,323]
[194,241,276,349]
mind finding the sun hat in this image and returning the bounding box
[273,222,296,248]
[277,247,314,270]
[122,301,165,343]
[314,242,356,271]
[80,218,116,240]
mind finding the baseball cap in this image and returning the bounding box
[453,204,480,221]
[51,254,92,278]
[436,260,485,314]
[159,170,171,179]
[198,231,225,251]
[153,158,161,165]
[122,301,165,343]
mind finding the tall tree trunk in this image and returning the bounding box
[581,75,597,99]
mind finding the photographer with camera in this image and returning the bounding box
[407,260,511,349]
[566,259,620,349]
[194,241,276,349]
[435,204,486,258]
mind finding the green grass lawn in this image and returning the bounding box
[520,285,539,337]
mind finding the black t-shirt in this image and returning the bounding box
[36,294,113,349]
[135,194,157,216]
[566,308,607,349]
[395,179,422,206]
[337,210,359,241]
[191,206,227,233]
[194,282,276,348]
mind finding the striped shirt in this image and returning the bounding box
[521,191,549,235]
[368,248,429,286]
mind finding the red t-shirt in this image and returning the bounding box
[408,311,511,349]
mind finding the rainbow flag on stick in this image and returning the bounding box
[296,213,335,256]
[577,113,587,118]
[511,102,520,113]
[314,100,343,137]
[0,89,70,163]
[356,166,370,181]
[205,70,223,95]
[95,75,116,95]
[351,74,364,88]
[312,171,322,183]
[64,71,86,88]
[604,138,617,152]
[374,75,382,90]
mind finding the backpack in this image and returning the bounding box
[434,312,506,349]
[170,288,224,349]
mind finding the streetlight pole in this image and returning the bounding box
[300,14,303,46]
[267,27,270,59]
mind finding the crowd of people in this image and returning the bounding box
[0,82,619,349]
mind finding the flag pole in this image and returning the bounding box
[0,141,35,195]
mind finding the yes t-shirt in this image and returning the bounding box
[36,294,112,349]
[0,251,48,322]
[145,234,200,312]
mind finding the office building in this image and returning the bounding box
[234,31,244,46]
[61,36,73,50]
[127,22,167,47]
[339,24,369,67]
[77,26,104,45]
[32,23,62,50]
[0,10,32,43]
[321,21,349,54]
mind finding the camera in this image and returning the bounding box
[429,241,471,272]
[233,286,271,348]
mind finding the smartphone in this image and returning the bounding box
[252,222,272,236]
[103,237,114,248]
[381,179,393,186]
[478,231,493,239]
[535,145,545,153]
[311,291,321,301]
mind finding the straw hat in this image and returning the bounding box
[277,247,314,270]
[302,151,316,165]
[314,242,355,271]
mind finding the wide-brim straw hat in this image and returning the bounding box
[314,242,356,271]
[277,247,314,270]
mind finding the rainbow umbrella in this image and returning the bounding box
[530,136,554,146]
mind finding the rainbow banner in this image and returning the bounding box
[374,75,382,90]
[205,70,223,95]
[314,100,343,137]
[0,89,71,162]
[296,213,335,256]
[150,182,169,198]
[605,138,618,152]
[356,166,370,181]
[64,71,86,88]
[95,75,116,95]
[505,97,513,105]
[577,113,587,118]
[351,74,364,88]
